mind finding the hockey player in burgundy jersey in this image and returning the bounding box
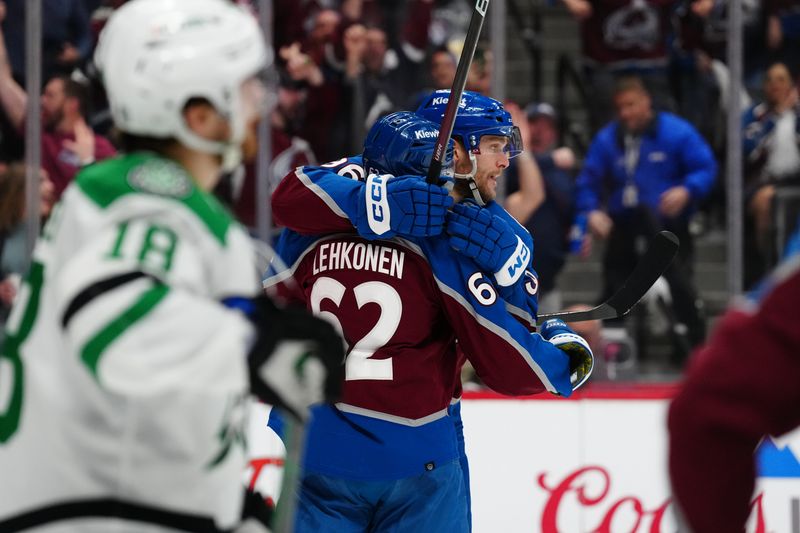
[269,97,554,526]
[668,247,800,532]
[270,96,591,531]
[264,111,593,531]
[273,91,541,329]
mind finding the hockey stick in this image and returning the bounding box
[537,230,680,323]
[426,0,490,184]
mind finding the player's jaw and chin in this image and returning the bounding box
[239,76,269,156]
[202,77,267,162]
[452,157,502,203]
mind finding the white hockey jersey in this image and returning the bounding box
[0,153,262,532]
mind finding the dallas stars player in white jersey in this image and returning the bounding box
[0,1,343,531]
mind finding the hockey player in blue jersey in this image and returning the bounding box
[272,92,549,526]
[273,90,541,328]
[265,110,593,531]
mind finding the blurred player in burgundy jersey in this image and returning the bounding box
[264,109,593,531]
[669,240,800,533]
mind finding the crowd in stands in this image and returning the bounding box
[2,0,800,374]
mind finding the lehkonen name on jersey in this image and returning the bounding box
[312,241,406,279]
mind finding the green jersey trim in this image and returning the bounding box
[80,283,170,378]
[76,153,233,245]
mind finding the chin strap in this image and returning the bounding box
[173,99,247,173]
[454,151,485,206]
[174,124,244,173]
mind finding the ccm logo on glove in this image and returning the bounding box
[495,236,530,287]
[366,174,391,235]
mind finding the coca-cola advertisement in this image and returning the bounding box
[462,387,800,532]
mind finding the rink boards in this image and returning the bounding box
[245,386,800,532]
[462,384,800,533]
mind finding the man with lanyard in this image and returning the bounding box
[573,75,717,359]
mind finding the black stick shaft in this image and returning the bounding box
[426,0,490,184]
[538,231,680,323]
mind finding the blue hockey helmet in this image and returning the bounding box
[362,111,455,180]
[415,90,522,158]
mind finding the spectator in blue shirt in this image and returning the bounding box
[741,61,800,286]
[574,75,717,362]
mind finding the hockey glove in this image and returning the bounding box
[539,318,594,391]
[357,173,454,239]
[223,296,345,422]
[239,488,274,532]
[446,202,531,287]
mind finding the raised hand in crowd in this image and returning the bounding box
[767,14,783,50]
[58,43,81,66]
[776,86,799,113]
[340,0,363,21]
[342,23,367,80]
[503,100,546,224]
[279,42,323,87]
[63,118,96,167]
[0,276,17,308]
[690,0,714,18]
[505,101,531,150]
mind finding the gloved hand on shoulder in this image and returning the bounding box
[446,201,531,287]
[356,174,453,239]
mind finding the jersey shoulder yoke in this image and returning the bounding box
[76,152,234,244]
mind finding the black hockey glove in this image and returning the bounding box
[240,488,274,531]
[223,295,345,422]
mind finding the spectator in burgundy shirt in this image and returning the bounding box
[0,19,116,200]
[334,0,434,152]
[561,0,677,133]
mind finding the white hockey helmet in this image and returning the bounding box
[94,0,271,166]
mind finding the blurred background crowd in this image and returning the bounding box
[2,0,800,382]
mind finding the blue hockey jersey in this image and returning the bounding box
[264,158,571,481]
